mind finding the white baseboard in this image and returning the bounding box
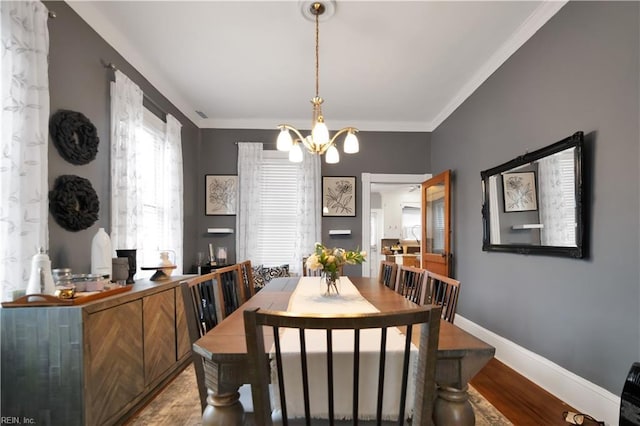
[454,315,620,426]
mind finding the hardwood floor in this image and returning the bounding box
[471,358,576,426]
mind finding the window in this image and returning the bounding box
[111,73,183,278]
[134,109,183,276]
[255,151,299,267]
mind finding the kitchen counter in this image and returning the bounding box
[385,253,421,267]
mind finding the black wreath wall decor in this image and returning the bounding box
[49,109,99,165]
[49,175,100,232]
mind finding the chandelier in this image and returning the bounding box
[276,1,359,164]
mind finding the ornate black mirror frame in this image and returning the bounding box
[480,131,585,258]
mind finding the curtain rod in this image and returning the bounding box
[102,60,168,118]
[234,141,276,145]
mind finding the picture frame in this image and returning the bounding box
[322,176,356,217]
[205,175,238,215]
[502,171,538,212]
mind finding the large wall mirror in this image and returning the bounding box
[480,131,584,258]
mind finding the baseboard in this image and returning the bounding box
[454,315,621,426]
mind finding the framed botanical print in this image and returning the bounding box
[322,176,356,217]
[205,175,238,215]
[502,171,538,212]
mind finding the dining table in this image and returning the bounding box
[192,276,495,426]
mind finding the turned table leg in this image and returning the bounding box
[201,387,245,426]
[433,385,475,426]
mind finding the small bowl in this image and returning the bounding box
[55,285,76,299]
[84,278,106,292]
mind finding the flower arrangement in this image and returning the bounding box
[306,243,367,294]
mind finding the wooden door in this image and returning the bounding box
[421,170,451,276]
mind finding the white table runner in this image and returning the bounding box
[274,276,417,421]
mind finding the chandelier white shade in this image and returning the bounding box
[276,1,359,164]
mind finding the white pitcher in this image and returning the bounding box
[26,247,56,295]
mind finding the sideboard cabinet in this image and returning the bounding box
[1,276,193,426]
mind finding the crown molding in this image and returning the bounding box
[198,117,432,132]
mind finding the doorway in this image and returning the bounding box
[361,173,430,277]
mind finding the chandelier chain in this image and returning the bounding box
[315,5,320,98]
[275,1,359,164]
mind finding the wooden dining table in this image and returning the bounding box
[192,276,495,426]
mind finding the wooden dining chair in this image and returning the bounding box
[180,272,220,410]
[238,259,256,299]
[244,305,441,426]
[181,270,255,413]
[378,260,398,289]
[425,271,460,323]
[303,256,344,277]
[395,265,429,305]
[211,263,247,320]
[302,256,320,276]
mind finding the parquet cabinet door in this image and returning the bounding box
[86,300,144,425]
[143,289,176,385]
[175,287,191,360]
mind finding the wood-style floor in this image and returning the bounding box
[471,358,576,426]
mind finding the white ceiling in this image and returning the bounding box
[67,1,566,132]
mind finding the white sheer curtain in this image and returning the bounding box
[236,143,263,262]
[293,150,321,273]
[0,1,50,301]
[110,70,144,257]
[161,115,183,274]
[538,151,576,246]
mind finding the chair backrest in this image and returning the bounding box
[425,271,460,323]
[180,272,220,410]
[212,263,246,320]
[378,260,398,289]
[244,305,442,426]
[238,260,256,299]
[395,265,428,304]
[302,256,343,277]
[302,257,317,276]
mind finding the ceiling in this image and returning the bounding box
[67,1,566,132]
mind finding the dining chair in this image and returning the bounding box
[378,260,398,289]
[180,272,220,410]
[212,263,247,320]
[244,305,441,426]
[395,265,429,305]
[180,271,256,413]
[425,271,460,323]
[302,256,319,276]
[303,256,344,277]
[238,259,256,299]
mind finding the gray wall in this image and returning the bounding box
[43,2,431,277]
[45,2,200,274]
[431,1,639,393]
[197,129,430,274]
